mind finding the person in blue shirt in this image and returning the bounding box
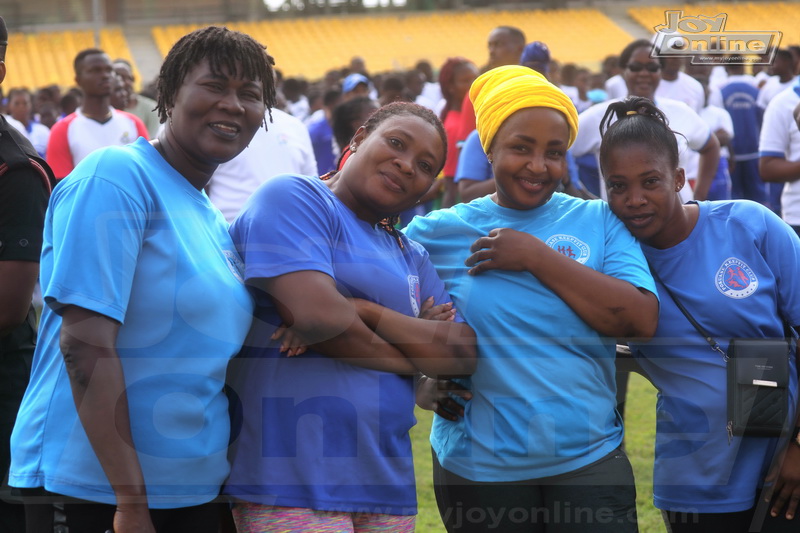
[224,101,476,533]
[9,26,277,533]
[406,65,658,533]
[600,96,800,532]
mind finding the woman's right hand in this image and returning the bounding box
[112,503,156,533]
[416,376,472,421]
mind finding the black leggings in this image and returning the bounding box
[21,489,224,533]
[432,447,638,533]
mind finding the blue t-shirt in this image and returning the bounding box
[405,194,656,481]
[307,115,336,175]
[454,129,492,184]
[225,174,456,515]
[629,200,800,513]
[721,82,761,159]
[9,137,254,507]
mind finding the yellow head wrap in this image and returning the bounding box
[470,65,579,153]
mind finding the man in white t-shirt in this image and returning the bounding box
[209,108,318,223]
[655,57,705,113]
[759,84,800,234]
[757,49,796,110]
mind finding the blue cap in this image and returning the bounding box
[520,41,551,72]
[343,73,369,94]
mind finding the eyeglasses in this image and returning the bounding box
[627,62,661,73]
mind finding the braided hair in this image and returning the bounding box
[155,26,278,125]
[598,96,680,176]
[326,101,448,249]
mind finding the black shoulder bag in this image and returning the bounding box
[653,270,792,442]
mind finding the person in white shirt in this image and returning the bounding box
[209,107,318,222]
[655,57,705,113]
[759,84,800,235]
[4,87,49,157]
[572,39,720,201]
[757,48,796,109]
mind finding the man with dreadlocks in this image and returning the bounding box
[46,48,148,180]
[9,26,277,533]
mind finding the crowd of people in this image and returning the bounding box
[1,11,800,533]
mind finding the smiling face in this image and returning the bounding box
[487,107,569,211]
[335,113,444,223]
[623,46,661,100]
[165,59,266,171]
[604,142,685,248]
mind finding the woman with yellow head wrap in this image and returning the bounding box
[405,65,658,533]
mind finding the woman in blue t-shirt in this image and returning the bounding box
[599,96,800,532]
[10,27,277,533]
[225,101,476,532]
[405,65,658,532]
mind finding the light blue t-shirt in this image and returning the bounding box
[225,174,457,515]
[9,137,254,507]
[629,200,800,513]
[405,193,656,481]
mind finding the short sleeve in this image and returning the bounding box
[44,176,147,323]
[0,165,49,262]
[756,206,800,326]
[46,119,74,179]
[406,238,464,323]
[677,103,713,152]
[229,175,337,283]
[454,130,492,183]
[600,206,657,297]
[759,95,792,158]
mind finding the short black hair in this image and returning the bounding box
[74,48,106,75]
[332,96,379,154]
[619,39,661,70]
[6,87,31,101]
[495,26,526,47]
[599,96,680,175]
[776,48,794,64]
[154,25,277,124]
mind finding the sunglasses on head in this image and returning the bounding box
[627,62,661,73]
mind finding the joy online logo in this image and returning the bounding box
[652,10,781,65]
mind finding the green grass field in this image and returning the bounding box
[409,373,667,533]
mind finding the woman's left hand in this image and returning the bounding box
[419,296,456,322]
[764,443,800,520]
[271,324,308,357]
[466,228,538,275]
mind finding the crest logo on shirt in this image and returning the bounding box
[715,257,758,298]
[545,234,590,264]
[223,250,246,284]
[120,131,132,144]
[408,275,421,317]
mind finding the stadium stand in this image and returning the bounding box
[4,28,141,91]
[152,8,634,80]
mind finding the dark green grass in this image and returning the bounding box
[410,373,666,532]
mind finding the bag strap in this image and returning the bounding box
[650,267,728,361]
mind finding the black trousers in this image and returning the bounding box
[21,489,224,533]
[432,447,638,532]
